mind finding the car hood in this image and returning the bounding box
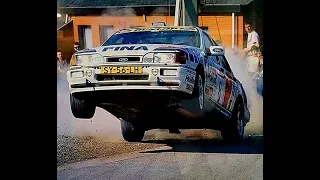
[76,44,186,57]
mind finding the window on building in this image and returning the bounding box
[78,25,92,49]
[99,25,113,45]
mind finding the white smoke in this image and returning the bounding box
[101,7,137,16]
[101,8,139,31]
[150,7,168,15]
[224,48,263,136]
[57,74,123,141]
[57,7,140,142]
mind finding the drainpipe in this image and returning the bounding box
[174,0,181,26]
[65,14,69,23]
[232,12,235,48]
[182,0,185,26]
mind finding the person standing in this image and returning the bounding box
[73,42,80,54]
[57,50,68,76]
[243,22,260,55]
[246,46,260,78]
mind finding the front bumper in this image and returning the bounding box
[67,63,195,94]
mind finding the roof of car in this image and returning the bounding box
[116,26,200,34]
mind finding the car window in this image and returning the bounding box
[203,32,218,46]
[103,30,201,48]
[218,55,233,74]
[202,33,213,49]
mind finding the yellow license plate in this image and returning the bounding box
[101,66,143,74]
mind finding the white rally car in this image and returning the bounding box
[67,25,250,143]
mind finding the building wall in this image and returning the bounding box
[57,22,75,62]
[198,15,243,49]
[71,15,243,49]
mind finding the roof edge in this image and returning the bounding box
[57,19,73,31]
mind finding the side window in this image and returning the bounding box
[202,33,213,49]
[204,32,218,46]
[200,26,209,33]
[218,55,233,74]
[209,37,219,46]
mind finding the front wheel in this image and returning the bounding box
[221,101,244,143]
[120,119,145,142]
[185,72,205,116]
[70,93,96,119]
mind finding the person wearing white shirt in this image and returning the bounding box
[243,22,260,54]
[246,46,260,78]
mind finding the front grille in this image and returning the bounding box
[96,74,149,81]
[106,57,140,62]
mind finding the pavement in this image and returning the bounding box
[57,135,263,180]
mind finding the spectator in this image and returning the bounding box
[57,50,68,75]
[243,22,260,55]
[246,45,260,78]
[73,42,80,54]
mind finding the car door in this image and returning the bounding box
[218,55,237,112]
[201,32,227,109]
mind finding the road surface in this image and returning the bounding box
[57,135,263,180]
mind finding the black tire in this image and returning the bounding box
[190,68,205,115]
[221,100,244,143]
[70,93,96,119]
[120,119,145,142]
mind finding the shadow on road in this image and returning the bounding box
[141,135,263,154]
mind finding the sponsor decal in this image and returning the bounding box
[186,83,194,91]
[102,46,148,51]
[185,75,195,84]
[213,48,223,53]
[119,58,128,62]
[117,27,198,34]
[185,69,196,75]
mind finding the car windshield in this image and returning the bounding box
[102,30,201,48]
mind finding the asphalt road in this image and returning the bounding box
[57,135,263,180]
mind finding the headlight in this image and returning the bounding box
[154,53,176,63]
[143,52,176,64]
[142,52,187,64]
[142,53,154,63]
[75,54,104,66]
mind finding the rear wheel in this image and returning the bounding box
[70,93,96,119]
[221,101,244,143]
[120,119,145,142]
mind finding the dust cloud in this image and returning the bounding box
[57,7,141,141]
[150,7,168,15]
[101,7,137,16]
[57,76,123,141]
[101,8,139,31]
[224,48,263,136]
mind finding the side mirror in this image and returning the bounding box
[209,46,224,55]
